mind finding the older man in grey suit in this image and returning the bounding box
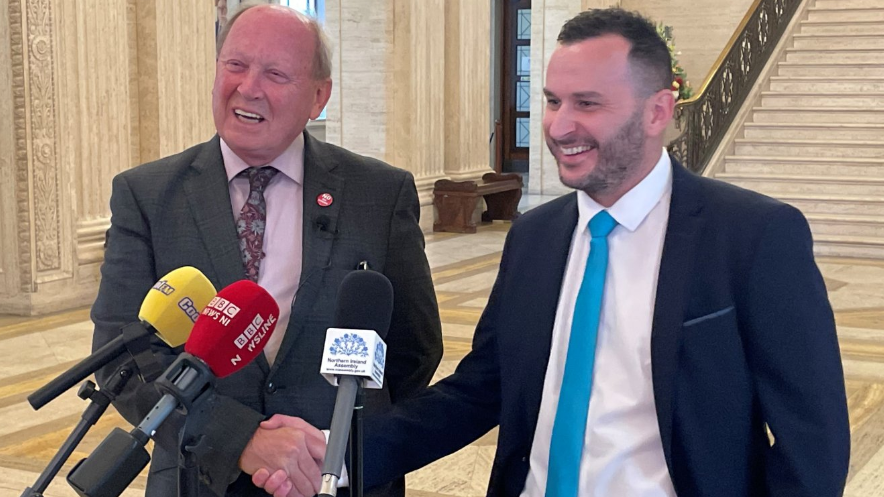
[91,4,442,497]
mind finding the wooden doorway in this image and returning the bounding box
[499,0,531,174]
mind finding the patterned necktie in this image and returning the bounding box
[546,210,618,497]
[236,166,279,282]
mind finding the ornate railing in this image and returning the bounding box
[668,0,802,173]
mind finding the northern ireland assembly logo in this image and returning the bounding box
[374,341,386,370]
[329,333,369,357]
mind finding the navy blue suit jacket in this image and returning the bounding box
[363,160,849,496]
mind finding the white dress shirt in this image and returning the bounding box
[222,135,305,366]
[520,149,676,497]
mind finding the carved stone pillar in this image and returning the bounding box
[0,0,75,314]
[0,0,214,315]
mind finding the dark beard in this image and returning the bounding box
[558,107,647,195]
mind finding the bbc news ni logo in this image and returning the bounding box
[202,296,241,326]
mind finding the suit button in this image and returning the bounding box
[266,382,277,394]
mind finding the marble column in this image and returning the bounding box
[0,0,215,315]
[325,0,492,231]
[385,0,449,225]
[443,0,493,183]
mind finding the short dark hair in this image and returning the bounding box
[557,8,672,97]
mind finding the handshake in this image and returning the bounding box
[239,414,329,497]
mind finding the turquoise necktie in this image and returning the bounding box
[546,210,618,497]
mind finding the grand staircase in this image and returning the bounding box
[715,0,884,258]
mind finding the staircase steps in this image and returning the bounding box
[717,173,884,196]
[792,33,884,50]
[806,7,884,21]
[798,20,884,35]
[751,107,884,124]
[814,0,884,8]
[733,139,884,159]
[774,193,884,217]
[724,156,884,177]
[785,48,884,64]
[711,0,884,257]
[743,123,884,141]
[769,77,884,92]
[778,62,884,77]
[760,92,884,108]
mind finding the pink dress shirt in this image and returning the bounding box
[221,135,304,365]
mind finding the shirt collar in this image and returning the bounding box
[576,148,672,234]
[221,133,305,185]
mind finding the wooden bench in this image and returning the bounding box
[433,173,523,233]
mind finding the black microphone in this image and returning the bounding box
[319,270,393,496]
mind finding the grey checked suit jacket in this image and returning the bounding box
[91,132,443,496]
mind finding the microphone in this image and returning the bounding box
[66,280,280,497]
[28,267,217,410]
[319,271,394,496]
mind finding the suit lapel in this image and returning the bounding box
[183,136,245,289]
[651,159,705,471]
[270,132,343,373]
[519,194,579,437]
[299,132,343,279]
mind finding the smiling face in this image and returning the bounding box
[542,35,673,205]
[212,6,331,166]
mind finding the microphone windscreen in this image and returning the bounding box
[185,280,280,378]
[138,267,217,347]
[333,270,394,340]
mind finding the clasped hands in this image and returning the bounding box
[239,414,327,497]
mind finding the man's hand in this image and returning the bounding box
[239,415,326,497]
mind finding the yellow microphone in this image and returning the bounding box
[138,267,217,347]
[28,267,217,410]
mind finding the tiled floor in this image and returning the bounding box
[2,213,884,496]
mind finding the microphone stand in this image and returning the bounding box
[349,382,364,497]
[21,368,132,497]
[179,434,203,497]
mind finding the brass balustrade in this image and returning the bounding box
[668,0,803,173]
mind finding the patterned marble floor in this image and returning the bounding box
[2,218,884,496]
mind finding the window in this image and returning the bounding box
[283,0,323,20]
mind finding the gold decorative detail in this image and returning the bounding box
[680,0,765,105]
[668,0,800,172]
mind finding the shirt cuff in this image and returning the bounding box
[322,430,349,487]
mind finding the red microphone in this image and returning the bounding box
[67,280,280,497]
[185,280,279,378]
[138,280,280,436]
